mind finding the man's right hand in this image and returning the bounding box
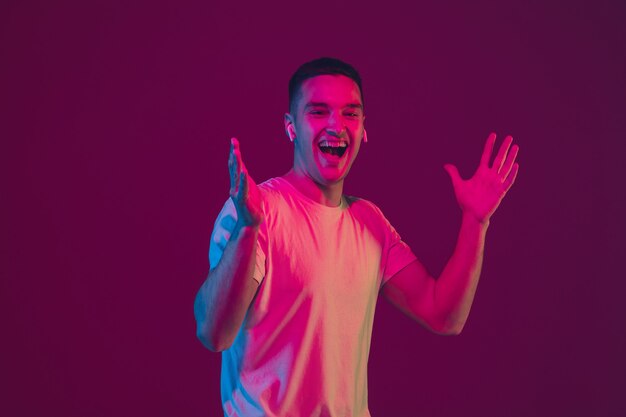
[228,138,264,228]
[194,138,262,352]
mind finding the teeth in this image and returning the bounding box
[318,140,348,148]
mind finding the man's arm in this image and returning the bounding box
[194,138,264,352]
[382,133,519,335]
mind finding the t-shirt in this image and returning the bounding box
[209,177,417,417]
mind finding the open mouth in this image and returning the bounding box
[318,140,348,158]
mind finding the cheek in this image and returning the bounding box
[295,136,316,157]
[348,124,364,139]
[346,118,363,130]
[299,116,327,133]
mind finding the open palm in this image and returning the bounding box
[228,138,264,228]
[444,133,519,224]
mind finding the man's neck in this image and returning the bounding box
[283,169,344,208]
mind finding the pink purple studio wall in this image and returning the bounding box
[1,0,624,416]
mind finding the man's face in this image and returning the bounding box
[287,74,365,186]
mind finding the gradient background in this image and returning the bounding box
[2,0,625,416]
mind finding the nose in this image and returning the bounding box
[325,113,346,138]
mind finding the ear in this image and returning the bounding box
[284,113,296,142]
[363,129,368,143]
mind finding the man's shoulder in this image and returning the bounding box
[344,195,392,226]
[255,176,301,215]
[257,176,291,201]
[345,194,383,213]
[258,176,283,189]
[255,177,388,221]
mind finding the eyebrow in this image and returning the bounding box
[304,102,363,110]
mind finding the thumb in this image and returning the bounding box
[443,164,461,185]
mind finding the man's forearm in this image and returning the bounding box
[194,223,260,351]
[433,213,489,334]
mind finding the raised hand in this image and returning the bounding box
[443,133,519,224]
[228,138,264,228]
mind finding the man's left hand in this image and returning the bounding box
[444,132,519,224]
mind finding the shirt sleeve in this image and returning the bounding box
[382,226,418,286]
[208,198,267,284]
[370,203,418,287]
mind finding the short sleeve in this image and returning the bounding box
[372,205,417,286]
[208,198,267,283]
[382,228,417,285]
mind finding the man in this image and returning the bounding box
[194,57,519,416]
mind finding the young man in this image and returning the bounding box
[194,58,519,416]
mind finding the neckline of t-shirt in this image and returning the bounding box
[274,176,347,212]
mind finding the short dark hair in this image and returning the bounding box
[288,57,364,113]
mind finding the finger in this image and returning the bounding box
[500,144,519,181]
[479,132,497,168]
[232,138,247,175]
[443,163,462,187]
[493,135,513,172]
[231,139,240,170]
[503,163,519,192]
[229,139,239,195]
[239,171,248,200]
